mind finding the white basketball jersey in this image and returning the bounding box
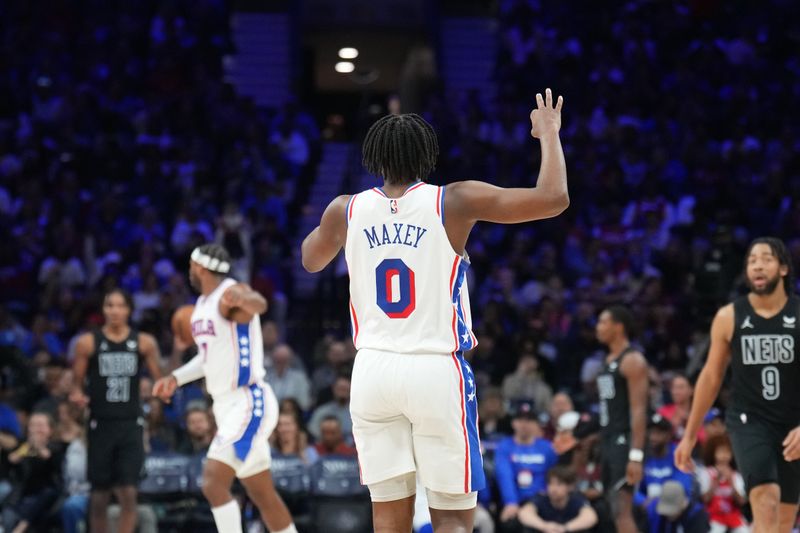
[345,182,477,354]
[190,278,265,397]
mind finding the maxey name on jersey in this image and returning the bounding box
[363,223,428,250]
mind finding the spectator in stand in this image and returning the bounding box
[0,398,21,451]
[267,343,312,411]
[3,412,65,533]
[502,354,554,413]
[271,412,318,465]
[32,363,73,418]
[143,397,177,453]
[479,386,513,445]
[640,414,693,506]
[314,416,357,457]
[495,400,559,532]
[543,392,575,440]
[311,340,351,404]
[657,373,695,441]
[0,394,21,508]
[697,435,748,533]
[58,401,90,533]
[177,402,214,455]
[518,465,598,533]
[308,375,353,441]
[646,481,710,533]
[702,408,727,445]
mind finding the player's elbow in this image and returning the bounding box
[301,254,324,273]
[300,239,323,273]
[551,192,569,215]
[540,191,570,217]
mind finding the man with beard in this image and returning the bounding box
[676,237,800,533]
[152,244,297,533]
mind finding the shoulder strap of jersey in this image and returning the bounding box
[93,328,103,353]
[617,345,638,366]
[345,193,359,227]
[436,184,446,226]
[732,296,749,328]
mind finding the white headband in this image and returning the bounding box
[191,248,231,274]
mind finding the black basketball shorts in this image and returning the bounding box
[600,432,631,494]
[727,410,800,504]
[87,417,145,489]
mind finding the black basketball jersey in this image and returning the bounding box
[87,328,142,420]
[597,347,637,438]
[730,295,800,426]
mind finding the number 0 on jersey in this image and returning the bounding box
[375,258,416,318]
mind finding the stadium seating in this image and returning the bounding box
[309,455,372,533]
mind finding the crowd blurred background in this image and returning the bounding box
[1,0,799,531]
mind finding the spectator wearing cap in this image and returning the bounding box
[639,414,693,506]
[518,465,598,533]
[495,400,559,532]
[645,481,709,533]
[701,408,726,445]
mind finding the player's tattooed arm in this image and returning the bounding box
[301,194,349,273]
[139,332,163,380]
[219,283,267,320]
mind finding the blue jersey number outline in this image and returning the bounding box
[375,258,416,318]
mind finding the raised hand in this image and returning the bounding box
[530,88,563,139]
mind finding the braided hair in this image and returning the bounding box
[745,237,795,295]
[362,113,439,185]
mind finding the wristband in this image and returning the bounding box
[628,448,644,462]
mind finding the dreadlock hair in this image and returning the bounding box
[362,113,439,185]
[196,243,232,277]
[745,236,795,295]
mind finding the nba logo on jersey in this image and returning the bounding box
[390,199,398,214]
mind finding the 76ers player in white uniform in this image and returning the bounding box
[153,244,296,533]
[302,89,568,532]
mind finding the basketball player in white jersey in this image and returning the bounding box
[301,89,567,532]
[152,244,297,533]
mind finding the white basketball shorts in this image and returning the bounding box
[349,348,485,494]
[207,381,279,479]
